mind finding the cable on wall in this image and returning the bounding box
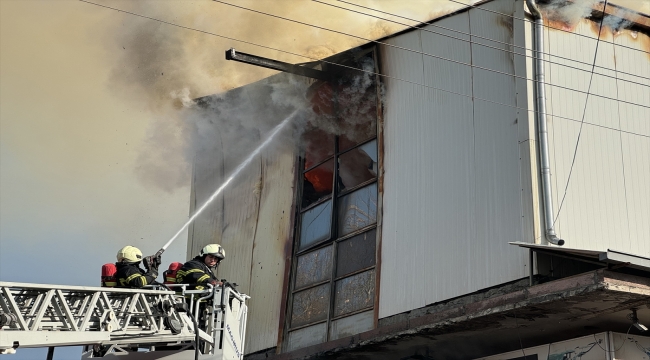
[317,0,650,84]
[212,0,650,110]
[77,0,650,140]
[554,0,610,223]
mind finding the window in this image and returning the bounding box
[285,50,379,352]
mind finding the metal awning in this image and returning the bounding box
[510,242,650,272]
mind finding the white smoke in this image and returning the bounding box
[602,7,633,32]
[540,0,599,27]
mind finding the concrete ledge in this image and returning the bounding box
[247,269,650,360]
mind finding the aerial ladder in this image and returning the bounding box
[0,281,249,359]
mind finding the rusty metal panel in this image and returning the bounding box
[543,19,649,255]
[379,0,530,319]
[218,160,261,294]
[246,150,296,353]
[187,74,300,353]
[379,27,427,316]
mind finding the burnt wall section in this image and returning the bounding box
[187,73,301,353]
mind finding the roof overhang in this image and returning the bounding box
[251,269,650,360]
[510,242,650,272]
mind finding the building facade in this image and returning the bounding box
[187,0,650,358]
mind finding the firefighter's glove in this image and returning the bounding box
[144,258,159,279]
[152,254,162,268]
[208,280,222,287]
[147,267,159,279]
[144,255,161,271]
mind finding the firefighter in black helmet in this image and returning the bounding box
[115,245,161,288]
[176,244,224,290]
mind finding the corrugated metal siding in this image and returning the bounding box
[187,149,225,258]
[186,75,298,353]
[189,150,295,353]
[379,0,529,319]
[245,151,295,353]
[543,20,650,255]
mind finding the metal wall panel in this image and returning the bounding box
[186,75,298,353]
[543,20,649,254]
[379,0,529,319]
[189,150,295,353]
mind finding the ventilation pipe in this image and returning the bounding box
[526,0,564,246]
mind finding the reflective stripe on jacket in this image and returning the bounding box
[176,256,217,290]
[115,263,155,288]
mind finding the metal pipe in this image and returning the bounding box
[226,48,330,80]
[526,0,564,246]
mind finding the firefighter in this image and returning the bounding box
[115,245,161,288]
[176,244,224,290]
[163,262,183,284]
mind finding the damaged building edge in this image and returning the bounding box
[247,269,650,360]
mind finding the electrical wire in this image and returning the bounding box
[317,0,650,84]
[445,0,650,55]
[512,308,527,359]
[613,42,631,242]
[593,324,633,353]
[554,0,609,223]
[212,0,650,110]
[77,0,650,139]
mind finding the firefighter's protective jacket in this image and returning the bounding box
[176,256,218,290]
[115,262,156,288]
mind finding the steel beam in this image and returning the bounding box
[225,48,330,81]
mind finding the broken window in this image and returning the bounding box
[286,48,380,352]
[302,159,334,208]
[338,139,378,191]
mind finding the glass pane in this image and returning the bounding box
[338,140,378,191]
[303,159,333,208]
[300,201,332,249]
[330,310,374,340]
[334,270,375,317]
[336,229,376,278]
[291,284,330,328]
[287,322,327,352]
[295,246,333,290]
[337,183,377,236]
[303,128,334,169]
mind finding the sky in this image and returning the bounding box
[0,0,647,359]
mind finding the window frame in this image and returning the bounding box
[282,46,382,351]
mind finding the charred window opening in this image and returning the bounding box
[285,48,380,352]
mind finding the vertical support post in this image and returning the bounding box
[529,249,534,286]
